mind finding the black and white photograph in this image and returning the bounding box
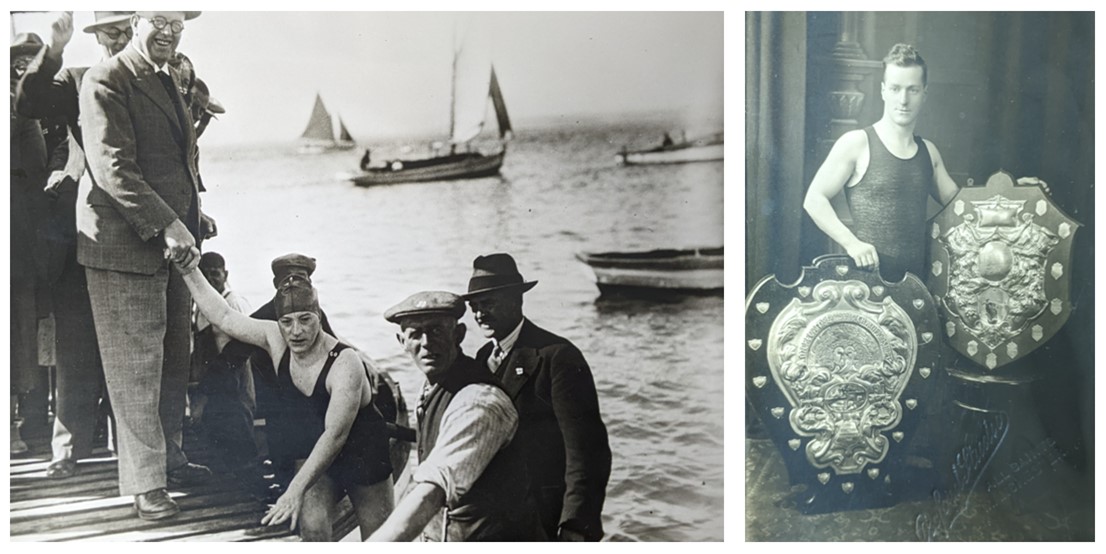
[7,7,726,542]
[746,11,1094,541]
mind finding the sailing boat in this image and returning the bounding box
[298,93,356,154]
[350,32,512,186]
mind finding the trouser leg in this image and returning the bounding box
[202,357,259,469]
[10,276,38,397]
[86,267,177,496]
[162,268,192,472]
[51,261,105,462]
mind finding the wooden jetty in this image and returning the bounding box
[9,426,365,541]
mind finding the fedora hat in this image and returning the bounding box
[10,33,44,57]
[82,11,135,34]
[462,253,538,299]
[135,11,202,21]
[192,79,225,115]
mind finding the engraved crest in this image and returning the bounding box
[765,279,915,474]
[867,468,880,480]
[746,255,944,513]
[928,171,1081,370]
[752,376,768,388]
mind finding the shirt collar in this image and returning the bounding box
[493,317,526,356]
[130,43,168,74]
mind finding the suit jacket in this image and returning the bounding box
[10,92,48,283]
[78,46,201,275]
[476,319,612,541]
[17,45,87,149]
[15,46,90,285]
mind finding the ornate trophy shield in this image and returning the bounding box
[927,171,1081,371]
[746,255,944,513]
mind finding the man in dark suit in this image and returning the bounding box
[79,10,211,521]
[15,10,135,480]
[463,253,612,541]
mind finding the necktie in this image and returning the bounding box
[416,381,431,422]
[156,71,186,125]
[487,344,505,373]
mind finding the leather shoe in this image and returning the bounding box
[167,463,212,488]
[46,459,77,479]
[134,488,180,520]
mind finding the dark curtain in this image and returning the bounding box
[975,12,1095,475]
[745,12,807,292]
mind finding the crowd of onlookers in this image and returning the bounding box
[11,11,612,541]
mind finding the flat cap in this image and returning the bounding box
[271,253,316,278]
[384,291,466,324]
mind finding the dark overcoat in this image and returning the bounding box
[476,319,612,540]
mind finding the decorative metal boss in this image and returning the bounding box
[746,255,943,513]
[927,171,1081,371]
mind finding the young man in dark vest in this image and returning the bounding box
[803,43,1046,280]
[371,291,544,541]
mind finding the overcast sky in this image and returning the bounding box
[12,10,725,146]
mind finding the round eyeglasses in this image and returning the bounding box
[96,26,133,40]
[143,16,185,35]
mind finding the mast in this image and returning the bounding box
[448,35,459,144]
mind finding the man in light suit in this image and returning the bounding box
[463,253,612,541]
[79,10,212,521]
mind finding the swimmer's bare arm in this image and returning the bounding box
[803,130,879,269]
[925,140,960,206]
[176,252,283,354]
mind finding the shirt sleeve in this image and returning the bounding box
[225,290,251,314]
[412,384,518,506]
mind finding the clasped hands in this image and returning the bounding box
[164,213,218,273]
[163,219,201,273]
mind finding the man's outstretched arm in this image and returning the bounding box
[366,483,445,542]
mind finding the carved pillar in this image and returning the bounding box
[813,12,882,240]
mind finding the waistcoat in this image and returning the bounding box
[418,354,545,541]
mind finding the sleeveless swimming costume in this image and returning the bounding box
[845,126,934,281]
[275,342,392,487]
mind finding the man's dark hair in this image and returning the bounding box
[883,43,927,85]
[199,251,225,270]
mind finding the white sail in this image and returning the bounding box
[449,24,494,145]
[300,93,335,144]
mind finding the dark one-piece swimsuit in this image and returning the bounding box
[274,342,392,488]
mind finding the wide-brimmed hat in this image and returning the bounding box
[193,79,225,115]
[11,33,44,57]
[135,11,202,21]
[82,11,135,34]
[462,253,538,299]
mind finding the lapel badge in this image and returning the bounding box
[515,367,524,376]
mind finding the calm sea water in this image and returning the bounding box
[197,120,724,541]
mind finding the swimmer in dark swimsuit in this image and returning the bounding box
[176,256,394,541]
